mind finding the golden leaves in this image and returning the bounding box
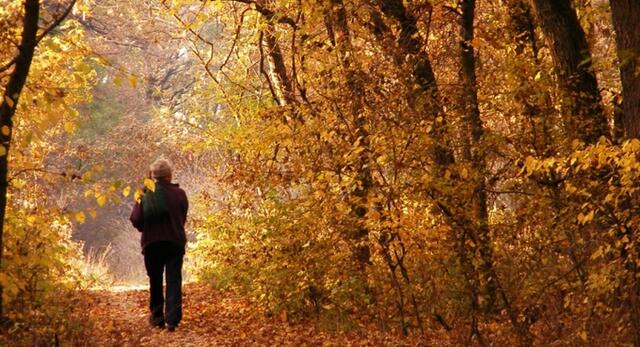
[75,211,86,224]
[143,178,156,192]
[127,75,138,88]
[63,122,76,133]
[134,189,144,203]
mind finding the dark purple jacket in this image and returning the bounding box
[130,180,188,253]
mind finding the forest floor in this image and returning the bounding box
[85,283,426,346]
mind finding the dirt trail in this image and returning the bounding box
[86,283,406,346]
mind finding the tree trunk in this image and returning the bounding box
[376,0,454,166]
[0,0,40,322]
[262,23,295,106]
[458,0,497,314]
[610,0,640,140]
[610,1,640,336]
[529,0,608,144]
[326,0,372,267]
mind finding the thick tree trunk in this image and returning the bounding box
[610,0,640,140]
[0,0,40,322]
[611,3,640,340]
[529,0,608,144]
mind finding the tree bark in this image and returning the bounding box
[611,3,640,340]
[376,0,454,166]
[610,0,640,140]
[262,23,295,106]
[0,0,40,322]
[459,0,496,312]
[326,0,372,267]
[529,0,608,144]
[457,1,511,344]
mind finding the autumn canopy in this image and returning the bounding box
[0,0,640,345]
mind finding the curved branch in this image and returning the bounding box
[229,0,297,28]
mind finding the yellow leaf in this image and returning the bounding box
[584,210,595,223]
[75,212,86,224]
[0,145,6,157]
[97,195,107,206]
[122,186,131,197]
[128,75,138,88]
[77,62,92,74]
[63,122,76,133]
[114,75,123,87]
[579,330,588,341]
[134,189,144,203]
[571,139,583,149]
[524,156,535,169]
[591,247,603,260]
[144,178,156,192]
[534,71,542,81]
[1,126,10,136]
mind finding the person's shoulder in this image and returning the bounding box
[169,183,187,195]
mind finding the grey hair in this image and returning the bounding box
[150,158,172,179]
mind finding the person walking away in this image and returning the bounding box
[129,159,188,332]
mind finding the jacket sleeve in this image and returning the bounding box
[130,202,144,232]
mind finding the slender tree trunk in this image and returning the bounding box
[529,0,608,144]
[0,0,40,322]
[376,0,454,166]
[326,0,372,267]
[458,0,498,316]
[262,23,295,106]
[610,0,640,140]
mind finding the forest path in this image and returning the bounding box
[86,283,400,346]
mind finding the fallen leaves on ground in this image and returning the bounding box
[86,283,432,346]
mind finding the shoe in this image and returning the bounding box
[167,325,176,332]
[148,315,165,329]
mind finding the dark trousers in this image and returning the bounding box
[144,241,184,327]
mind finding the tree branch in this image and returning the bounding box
[0,0,77,75]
